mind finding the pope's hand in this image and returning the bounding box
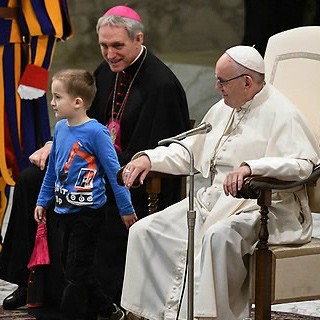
[122,155,151,189]
[223,165,251,197]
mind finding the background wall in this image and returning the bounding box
[52,0,244,72]
[49,0,319,129]
[48,0,245,130]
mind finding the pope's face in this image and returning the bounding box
[215,54,248,110]
[98,24,143,72]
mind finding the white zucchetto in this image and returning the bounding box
[226,45,265,74]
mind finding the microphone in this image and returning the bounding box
[165,122,212,141]
[158,122,212,146]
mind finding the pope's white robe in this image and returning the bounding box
[121,84,320,320]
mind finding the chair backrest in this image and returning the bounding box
[264,26,320,142]
[264,26,320,213]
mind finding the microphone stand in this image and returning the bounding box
[158,138,196,320]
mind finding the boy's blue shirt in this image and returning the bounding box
[37,118,134,216]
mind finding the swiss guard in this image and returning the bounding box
[0,0,73,241]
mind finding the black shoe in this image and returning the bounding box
[2,286,27,310]
[97,303,125,320]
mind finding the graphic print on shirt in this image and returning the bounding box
[55,141,97,208]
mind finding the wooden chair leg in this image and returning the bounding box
[254,248,272,320]
[255,191,272,320]
[145,175,161,214]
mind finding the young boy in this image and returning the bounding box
[34,69,137,320]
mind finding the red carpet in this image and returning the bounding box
[0,306,34,319]
[253,311,320,319]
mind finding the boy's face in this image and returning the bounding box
[51,79,77,120]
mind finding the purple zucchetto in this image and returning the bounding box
[104,5,142,22]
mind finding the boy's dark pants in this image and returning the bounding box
[57,206,113,320]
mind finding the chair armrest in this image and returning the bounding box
[237,164,320,199]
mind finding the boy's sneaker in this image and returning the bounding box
[97,303,125,320]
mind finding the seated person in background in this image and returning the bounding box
[120,45,320,320]
[0,5,190,312]
[34,68,137,320]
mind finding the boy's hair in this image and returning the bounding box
[52,69,97,109]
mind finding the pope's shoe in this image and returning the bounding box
[2,286,27,310]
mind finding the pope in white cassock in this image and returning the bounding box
[120,45,320,320]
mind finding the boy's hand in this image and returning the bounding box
[121,213,138,229]
[34,206,47,223]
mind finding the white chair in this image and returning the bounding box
[245,26,320,320]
